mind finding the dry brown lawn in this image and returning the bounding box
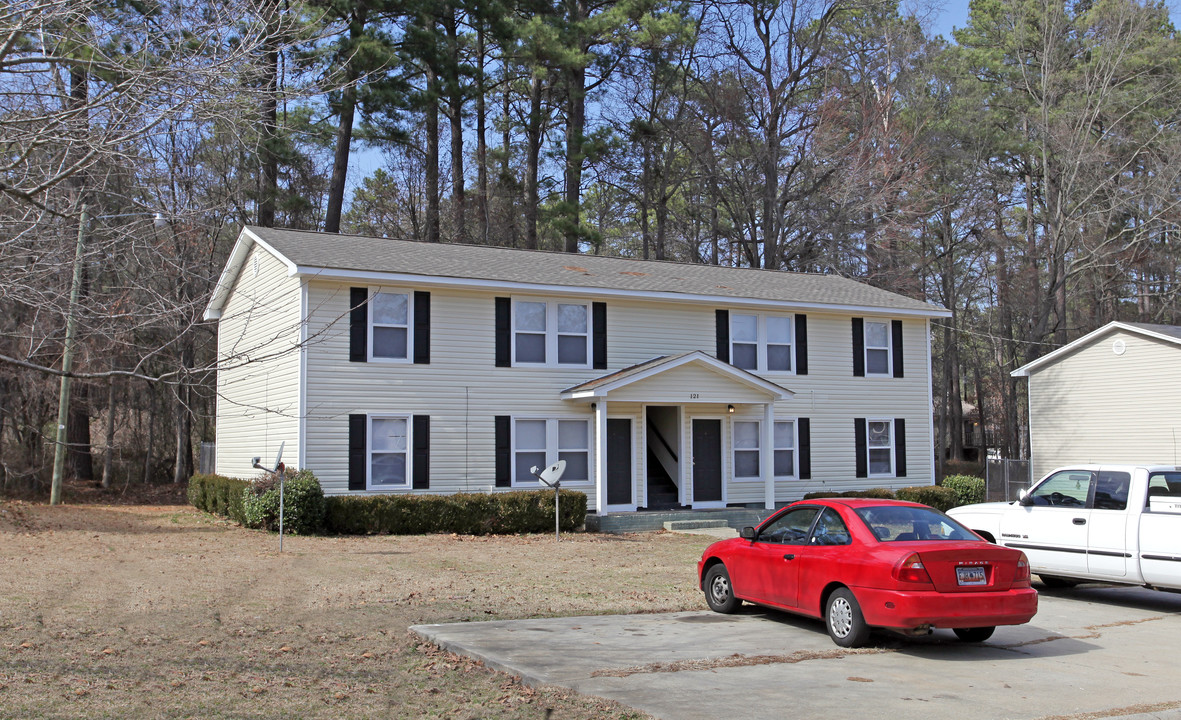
[0,486,715,719]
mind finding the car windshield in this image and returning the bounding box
[854,505,978,542]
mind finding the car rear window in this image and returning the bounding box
[855,506,978,542]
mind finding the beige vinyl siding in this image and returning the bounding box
[214,245,302,478]
[301,284,935,509]
[1027,329,1181,479]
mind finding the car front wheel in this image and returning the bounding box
[953,626,995,642]
[703,564,742,614]
[826,587,870,648]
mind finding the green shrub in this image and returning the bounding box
[802,488,896,500]
[942,474,985,507]
[187,473,250,523]
[324,489,588,536]
[241,469,326,535]
[895,485,958,512]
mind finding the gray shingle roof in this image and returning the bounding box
[236,226,948,316]
[1123,322,1181,341]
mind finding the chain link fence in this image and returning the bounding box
[985,458,1031,502]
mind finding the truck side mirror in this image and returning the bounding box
[1018,489,1033,507]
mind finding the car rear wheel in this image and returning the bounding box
[825,588,870,648]
[703,564,742,614]
[952,626,995,642]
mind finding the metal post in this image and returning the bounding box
[278,471,285,552]
[51,204,87,506]
[555,485,560,541]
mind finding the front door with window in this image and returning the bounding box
[692,419,723,505]
[606,418,633,506]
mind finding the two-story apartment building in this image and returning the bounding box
[203,226,951,514]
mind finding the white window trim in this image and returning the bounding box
[510,415,594,487]
[730,312,794,374]
[866,417,895,478]
[367,414,412,490]
[511,298,592,368]
[368,288,414,364]
[731,418,798,481]
[863,317,892,376]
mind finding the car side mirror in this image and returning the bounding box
[1018,490,1033,507]
[740,526,756,540]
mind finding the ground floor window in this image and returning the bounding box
[513,418,591,485]
[733,419,796,480]
[867,419,893,476]
[370,416,409,487]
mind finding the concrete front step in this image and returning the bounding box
[585,507,776,534]
[662,519,729,531]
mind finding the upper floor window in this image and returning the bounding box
[371,291,412,361]
[730,313,792,372]
[513,300,591,367]
[864,320,890,375]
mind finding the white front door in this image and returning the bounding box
[1001,469,1092,575]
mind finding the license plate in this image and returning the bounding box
[956,566,987,586]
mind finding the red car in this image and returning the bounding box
[697,498,1038,647]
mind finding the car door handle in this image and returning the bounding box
[1073,518,1087,525]
[783,554,795,561]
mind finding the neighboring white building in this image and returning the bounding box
[203,226,951,513]
[1012,321,1181,480]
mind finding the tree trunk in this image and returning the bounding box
[102,377,116,488]
[444,9,466,244]
[524,74,543,250]
[324,12,367,234]
[257,0,280,228]
[476,23,488,244]
[143,387,155,484]
[172,341,194,484]
[425,67,440,243]
[640,140,651,260]
[562,59,586,254]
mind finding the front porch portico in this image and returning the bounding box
[561,351,793,513]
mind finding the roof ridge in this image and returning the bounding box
[244,225,858,282]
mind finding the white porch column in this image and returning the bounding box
[762,402,775,510]
[595,400,608,512]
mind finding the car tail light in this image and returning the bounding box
[895,553,933,584]
[1013,553,1031,588]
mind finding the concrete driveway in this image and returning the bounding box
[412,583,1181,720]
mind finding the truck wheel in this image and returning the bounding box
[1037,574,1079,589]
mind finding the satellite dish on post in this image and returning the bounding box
[530,459,566,541]
[252,442,287,552]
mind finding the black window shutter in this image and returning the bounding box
[854,418,868,478]
[795,314,808,375]
[851,318,864,377]
[413,291,431,365]
[349,287,368,363]
[891,319,904,378]
[797,418,811,479]
[348,414,367,490]
[894,418,907,478]
[412,415,430,489]
[494,297,511,367]
[592,302,607,369]
[716,309,730,362]
[494,415,511,487]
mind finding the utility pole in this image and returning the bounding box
[51,204,88,505]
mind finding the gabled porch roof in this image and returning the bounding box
[559,351,793,401]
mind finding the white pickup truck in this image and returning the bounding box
[947,465,1181,591]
